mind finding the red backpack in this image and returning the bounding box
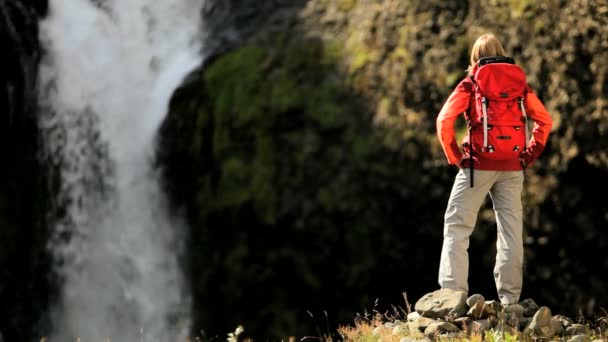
[465,56,530,185]
[467,56,529,160]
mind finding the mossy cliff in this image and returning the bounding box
[159,33,442,338]
[0,0,603,340]
[159,0,608,339]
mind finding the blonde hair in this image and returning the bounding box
[467,33,506,72]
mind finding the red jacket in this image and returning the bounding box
[436,77,553,170]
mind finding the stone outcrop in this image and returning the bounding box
[409,290,596,339]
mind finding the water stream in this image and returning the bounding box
[37,0,203,339]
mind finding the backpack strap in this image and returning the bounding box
[478,56,515,66]
[519,96,530,148]
[482,96,489,151]
[462,77,475,187]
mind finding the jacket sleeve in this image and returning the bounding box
[436,81,471,165]
[520,91,553,166]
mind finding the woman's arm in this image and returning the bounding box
[436,81,471,165]
[521,92,553,166]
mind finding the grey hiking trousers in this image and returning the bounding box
[438,168,524,305]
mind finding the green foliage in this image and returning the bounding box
[158,0,608,340]
[159,32,446,340]
[338,0,357,12]
[200,43,355,224]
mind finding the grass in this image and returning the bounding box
[34,295,608,342]
[335,314,608,342]
[332,297,608,342]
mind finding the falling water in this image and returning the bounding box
[37,0,203,340]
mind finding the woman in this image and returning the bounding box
[435,33,553,305]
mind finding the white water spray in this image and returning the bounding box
[37,0,203,340]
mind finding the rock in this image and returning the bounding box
[453,316,471,330]
[407,311,421,322]
[496,311,521,329]
[504,304,525,318]
[568,335,587,342]
[518,317,532,331]
[482,300,503,317]
[470,319,492,333]
[466,294,484,308]
[524,306,555,338]
[424,321,461,337]
[554,315,574,329]
[518,298,540,317]
[392,324,407,335]
[411,317,437,332]
[467,297,485,319]
[414,289,467,319]
[551,316,564,335]
[565,324,588,336]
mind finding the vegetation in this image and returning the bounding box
[159,32,446,339]
[0,0,607,341]
[159,0,608,340]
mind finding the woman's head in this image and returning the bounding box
[468,33,506,71]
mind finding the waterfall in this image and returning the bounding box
[37,0,203,340]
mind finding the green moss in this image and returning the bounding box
[323,40,344,66]
[270,72,302,113]
[390,47,412,69]
[508,0,534,19]
[198,39,354,224]
[352,135,372,165]
[252,134,277,223]
[205,47,267,125]
[338,0,357,12]
[445,71,464,87]
[345,32,380,74]
[216,157,252,209]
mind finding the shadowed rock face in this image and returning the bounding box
[200,0,310,58]
[0,0,53,341]
[159,1,608,339]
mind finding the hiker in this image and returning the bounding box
[435,33,553,305]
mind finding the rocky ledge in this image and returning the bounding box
[372,289,606,341]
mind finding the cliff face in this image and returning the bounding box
[1,0,606,340]
[159,0,608,339]
[0,0,53,340]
